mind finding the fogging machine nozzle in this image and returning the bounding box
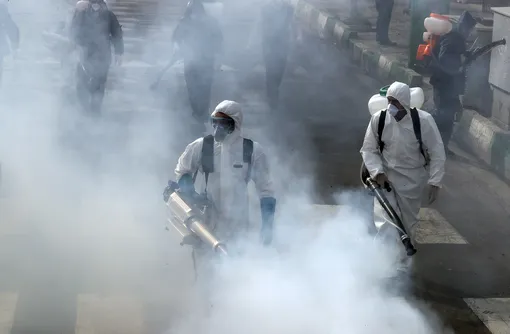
[165,181,228,256]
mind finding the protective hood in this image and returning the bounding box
[211,100,243,132]
[386,81,411,111]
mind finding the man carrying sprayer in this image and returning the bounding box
[172,100,276,285]
[360,82,446,269]
[70,0,124,115]
[0,0,19,86]
[429,11,477,155]
[171,0,223,129]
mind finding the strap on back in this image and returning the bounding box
[192,135,214,192]
[410,108,428,166]
[243,138,254,184]
[193,136,255,189]
[377,108,428,166]
[377,110,387,153]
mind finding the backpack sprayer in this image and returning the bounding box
[164,181,228,256]
[417,13,506,72]
[416,13,452,63]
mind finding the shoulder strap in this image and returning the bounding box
[377,110,386,153]
[410,108,427,165]
[193,135,214,189]
[243,138,254,184]
[193,136,255,187]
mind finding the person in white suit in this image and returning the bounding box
[360,81,446,269]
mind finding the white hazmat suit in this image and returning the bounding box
[360,82,446,254]
[175,100,275,250]
[175,101,275,298]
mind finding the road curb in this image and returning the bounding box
[289,0,422,87]
[454,109,510,181]
[292,0,357,44]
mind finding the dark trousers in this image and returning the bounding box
[375,0,394,42]
[263,42,288,110]
[433,87,462,150]
[76,63,108,115]
[184,60,214,123]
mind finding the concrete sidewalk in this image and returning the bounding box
[289,0,510,184]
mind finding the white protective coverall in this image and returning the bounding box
[175,100,274,262]
[360,82,446,250]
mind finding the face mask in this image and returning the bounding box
[388,103,399,116]
[213,126,233,142]
[212,118,235,142]
[91,3,101,11]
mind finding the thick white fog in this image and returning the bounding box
[0,0,449,333]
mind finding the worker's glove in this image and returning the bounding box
[374,173,391,191]
[177,174,195,194]
[260,197,276,246]
[427,185,440,204]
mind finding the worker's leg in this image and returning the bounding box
[433,87,460,152]
[375,0,395,44]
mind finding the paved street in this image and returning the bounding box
[0,1,509,333]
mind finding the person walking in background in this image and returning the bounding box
[70,0,124,115]
[260,0,293,110]
[375,0,396,46]
[429,11,477,155]
[172,0,223,128]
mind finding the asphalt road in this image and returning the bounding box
[0,2,508,334]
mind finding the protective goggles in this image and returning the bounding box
[211,113,235,129]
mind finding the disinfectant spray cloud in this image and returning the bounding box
[0,0,449,332]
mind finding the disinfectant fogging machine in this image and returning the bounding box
[163,181,228,256]
[360,86,425,257]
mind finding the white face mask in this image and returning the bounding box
[91,3,101,11]
[387,103,399,116]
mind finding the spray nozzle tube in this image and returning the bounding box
[364,178,417,257]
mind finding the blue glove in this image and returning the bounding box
[260,197,276,246]
[177,174,195,194]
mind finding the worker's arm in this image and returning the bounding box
[251,143,276,246]
[422,113,446,187]
[109,11,124,56]
[175,139,203,192]
[360,113,385,178]
[251,143,275,199]
[70,10,85,46]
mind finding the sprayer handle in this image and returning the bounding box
[401,237,417,256]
